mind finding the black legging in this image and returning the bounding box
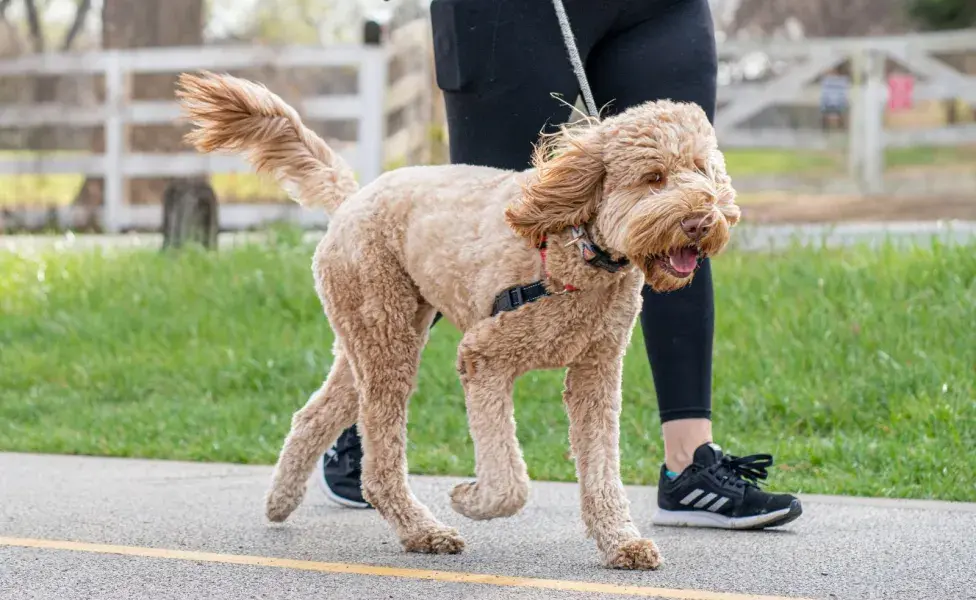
[430,0,717,422]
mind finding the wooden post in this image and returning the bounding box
[847,49,864,180]
[358,47,388,184]
[419,20,435,165]
[862,49,886,194]
[102,51,126,232]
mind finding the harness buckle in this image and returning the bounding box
[508,286,525,308]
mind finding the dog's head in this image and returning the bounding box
[506,100,740,292]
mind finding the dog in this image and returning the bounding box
[177,71,740,570]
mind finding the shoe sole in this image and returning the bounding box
[314,453,372,509]
[652,499,802,530]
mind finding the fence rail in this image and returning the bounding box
[716,28,976,193]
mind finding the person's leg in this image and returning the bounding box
[587,0,801,528]
[320,0,610,507]
[434,0,609,169]
[588,0,718,475]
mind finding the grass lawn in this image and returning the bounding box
[0,167,288,207]
[722,145,976,178]
[1,237,974,501]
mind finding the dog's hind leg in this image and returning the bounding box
[265,349,359,522]
[564,341,662,570]
[345,302,464,554]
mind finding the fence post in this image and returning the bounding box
[102,51,126,233]
[861,49,886,194]
[358,47,388,184]
[847,49,864,180]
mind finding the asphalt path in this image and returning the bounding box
[1,453,973,600]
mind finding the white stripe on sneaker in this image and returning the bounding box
[679,489,704,505]
[707,497,729,512]
[693,492,718,509]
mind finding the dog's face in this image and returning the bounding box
[507,101,740,292]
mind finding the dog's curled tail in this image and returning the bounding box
[177,71,358,213]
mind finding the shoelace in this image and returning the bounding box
[708,453,774,488]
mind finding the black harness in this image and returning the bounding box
[490,227,630,316]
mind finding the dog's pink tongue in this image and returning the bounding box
[668,247,698,274]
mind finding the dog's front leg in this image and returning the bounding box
[564,343,662,570]
[449,332,530,520]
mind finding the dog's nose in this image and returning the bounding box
[681,216,709,241]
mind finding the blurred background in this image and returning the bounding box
[0,0,973,502]
[0,0,972,231]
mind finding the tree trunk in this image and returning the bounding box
[161,177,218,250]
[73,0,205,222]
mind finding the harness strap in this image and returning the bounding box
[490,236,577,316]
[490,281,550,316]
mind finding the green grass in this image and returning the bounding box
[885,145,976,169]
[1,238,974,501]
[723,146,976,178]
[724,149,842,177]
[0,151,288,207]
[0,170,287,207]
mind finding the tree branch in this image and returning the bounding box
[23,0,45,52]
[61,0,92,51]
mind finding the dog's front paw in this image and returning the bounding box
[401,525,465,554]
[605,539,663,570]
[265,484,305,523]
[450,480,528,521]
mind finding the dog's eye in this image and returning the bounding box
[693,159,708,174]
[644,173,666,187]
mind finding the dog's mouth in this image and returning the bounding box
[651,246,700,279]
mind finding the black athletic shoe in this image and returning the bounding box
[652,442,802,530]
[316,425,372,509]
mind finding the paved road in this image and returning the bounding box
[1,454,973,600]
[729,221,976,252]
[3,221,976,254]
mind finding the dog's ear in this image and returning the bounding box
[505,125,605,245]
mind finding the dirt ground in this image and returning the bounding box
[741,192,976,223]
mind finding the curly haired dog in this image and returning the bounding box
[177,71,740,570]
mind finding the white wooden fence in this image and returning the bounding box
[0,19,433,232]
[716,28,976,193]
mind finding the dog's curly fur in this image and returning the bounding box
[177,71,740,570]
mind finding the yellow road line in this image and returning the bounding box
[0,536,813,600]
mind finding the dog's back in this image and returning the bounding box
[320,164,546,329]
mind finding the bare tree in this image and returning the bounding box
[20,0,94,53]
[0,0,23,56]
[23,0,44,52]
[20,0,94,151]
[61,0,92,51]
